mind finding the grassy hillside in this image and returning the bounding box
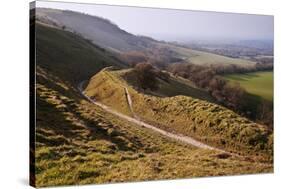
[36,23,125,86]
[170,45,256,67]
[84,67,215,115]
[36,8,156,52]
[36,74,272,187]
[115,68,215,102]
[85,68,273,161]
[224,71,273,101]
[34,23,272,187]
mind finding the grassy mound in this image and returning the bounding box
[85,68,273,161]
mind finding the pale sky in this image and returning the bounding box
[36,0,274,41]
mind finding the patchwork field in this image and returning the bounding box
[224,71,273,101]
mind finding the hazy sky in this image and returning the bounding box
[36,1,274,41]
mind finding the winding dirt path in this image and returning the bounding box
[78,81,224,151]
[78,81,274,167]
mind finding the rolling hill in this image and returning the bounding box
[36,23,126,87]
[36,8,157,53]
[112,68,215,102]
[34,20,272,187]
[84,68,273,161]
[36,8,258,69]
[171,45,257,67]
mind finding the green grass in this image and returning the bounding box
[85,68,273,161]
[36,69,272,187]
[35,24,273,187]
[115,68,215,102]
[36,23,125,86]
[224,71,273,101]
[170,45,256,67]
[154,76,215,102]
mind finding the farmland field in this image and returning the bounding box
[224,71,273,101]
[171,45,256,67]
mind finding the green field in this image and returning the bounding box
[170,45,256,67]
[224,71,273,101]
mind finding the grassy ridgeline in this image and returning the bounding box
[36,23,125,86]
[85,68,273,161]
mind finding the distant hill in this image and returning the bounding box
[36,23,126,87]
[36,8,259,69]
[36,8,157,53]
[169,44,256,67]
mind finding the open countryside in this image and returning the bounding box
[225,71,273,101]
[31,2,274,187]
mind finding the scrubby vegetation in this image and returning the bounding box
[134,63,159,91]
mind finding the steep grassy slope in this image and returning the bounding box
[85,68,273,161]
[36,23,125,86]
[224,71,273,102]
[36,8,156,52]
[115,68,215,102]
[170,45,256,67]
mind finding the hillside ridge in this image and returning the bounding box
[84,68,273,162]
[36,8,157,52]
